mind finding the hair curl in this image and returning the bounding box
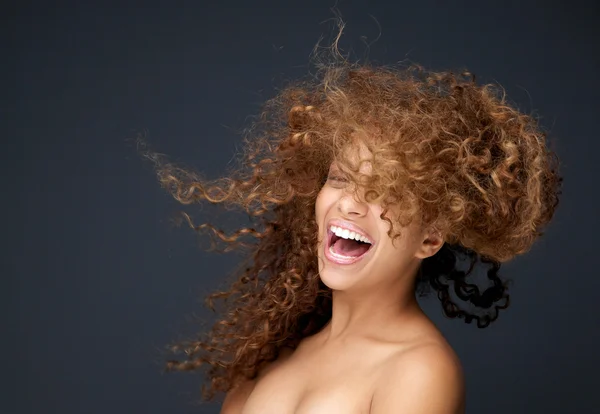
[140,25,561,402]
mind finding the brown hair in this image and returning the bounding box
[140,22,561,401]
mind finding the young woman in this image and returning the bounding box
[144,24,561,414]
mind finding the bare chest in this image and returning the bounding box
[240,341,392,414]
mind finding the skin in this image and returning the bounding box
[314,142,446,346]
[222,142,465,413]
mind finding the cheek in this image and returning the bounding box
[315,190,326,220]
[371,205,388,231]
[315,188,334,222]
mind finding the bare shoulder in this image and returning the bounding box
[220,346,296,414]
[220,376,257,414]
[371,338,465,414]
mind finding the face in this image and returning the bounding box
[314,145,443,292]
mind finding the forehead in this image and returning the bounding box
[334,135,373,175]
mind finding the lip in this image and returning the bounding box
[323,219,376,265]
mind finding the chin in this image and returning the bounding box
[317,262,363,291]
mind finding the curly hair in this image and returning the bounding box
[140,26,561,402]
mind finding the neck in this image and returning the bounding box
[318,267,426,345]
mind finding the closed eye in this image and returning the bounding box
[326,175,349,187]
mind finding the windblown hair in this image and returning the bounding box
[141,27,561,401]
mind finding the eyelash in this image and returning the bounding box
[327,174,348,184]
[326,174,348,188]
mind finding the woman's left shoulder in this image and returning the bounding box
[371,338,465,413]
[399,338,463,377]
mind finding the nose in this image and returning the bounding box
[337,190,368,217]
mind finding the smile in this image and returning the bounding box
[324,224,375,265]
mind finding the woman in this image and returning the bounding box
[144,24,561,414]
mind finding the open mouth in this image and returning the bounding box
[326,227,374,263]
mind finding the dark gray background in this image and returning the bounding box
[5,1,599,413]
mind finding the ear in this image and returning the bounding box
[414,227,445,259]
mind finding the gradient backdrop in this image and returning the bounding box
[5,1,599,413]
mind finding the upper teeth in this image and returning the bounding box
[330,225,372,244]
